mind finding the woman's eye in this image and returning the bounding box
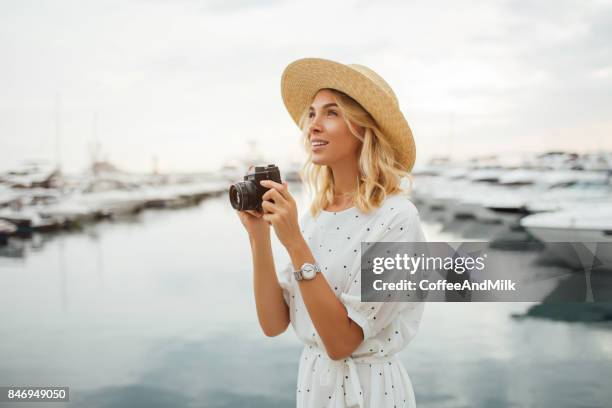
[308,110,337,118]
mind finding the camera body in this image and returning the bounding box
[229,164,282,211]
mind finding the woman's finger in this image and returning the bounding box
[261,200,280,214]
[261,183,288,202]
[262,187,288,206]
[262,213,274,225]
[260,180,292,201]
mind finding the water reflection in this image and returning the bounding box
[72,333,299,408]
[1,185,612,407]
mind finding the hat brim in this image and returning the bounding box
[281,57,416,171]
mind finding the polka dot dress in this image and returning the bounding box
[278,193,427,408]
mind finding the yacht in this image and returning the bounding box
[475,170,608,224]
[520,205,612,269]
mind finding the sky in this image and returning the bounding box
[1,0,611,174]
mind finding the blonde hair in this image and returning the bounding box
[298,88,413,218]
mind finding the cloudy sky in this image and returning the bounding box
[1,0,611,174]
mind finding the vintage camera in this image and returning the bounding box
[229,164,282,211]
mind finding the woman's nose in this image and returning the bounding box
[309,116,323,134]
[309,124,321,135]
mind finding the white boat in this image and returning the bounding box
[520,205,612,269]
[496,169,542,186]
[0,185,21,207]
[474,188,533,224]
[39,180,228,222]
[475,171,609,225]
[0,161,61,188]
[525,180,612,214]
[0,219,17,235]
[0,207,64,232]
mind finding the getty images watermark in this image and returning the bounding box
[359,242,612,302]
[372,251,516,291]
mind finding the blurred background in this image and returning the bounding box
[1,0,612,407]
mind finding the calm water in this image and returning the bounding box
[1,186,612,407]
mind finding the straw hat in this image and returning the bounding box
[280,57,416,171]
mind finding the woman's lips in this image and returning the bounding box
[311,139,329,152]
[312,142,328,152]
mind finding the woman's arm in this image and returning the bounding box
[237,207,290,338]
[258,179,364,359]
[250,231,290,337]
[286,236,364,361]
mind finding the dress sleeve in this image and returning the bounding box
[278,260,294,307]
[340,198,427,341]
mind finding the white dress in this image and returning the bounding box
[278,192,427,408]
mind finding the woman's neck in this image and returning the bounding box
[329,157,359,196]
[324,195,354,211]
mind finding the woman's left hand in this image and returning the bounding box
[260,180,302,250]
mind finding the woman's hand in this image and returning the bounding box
[260,180,302,250]
[237,208,270,240]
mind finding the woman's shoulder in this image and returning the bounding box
[376,192,420,220]
[376,192,426,241]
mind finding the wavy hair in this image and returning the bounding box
[298,88,413,218]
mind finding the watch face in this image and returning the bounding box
[302,264,316,279]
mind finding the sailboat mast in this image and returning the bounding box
[54,93,62,172]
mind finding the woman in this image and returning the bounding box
[237,57,426,408]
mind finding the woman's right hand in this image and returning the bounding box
[237,209,270,239]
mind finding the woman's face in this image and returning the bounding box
[306,89,363,166]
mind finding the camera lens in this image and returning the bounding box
[229,181,258,211]
[229,184,244,210]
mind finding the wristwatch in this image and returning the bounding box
[294,262,322,281]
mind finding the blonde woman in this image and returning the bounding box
[237,58,426,408]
